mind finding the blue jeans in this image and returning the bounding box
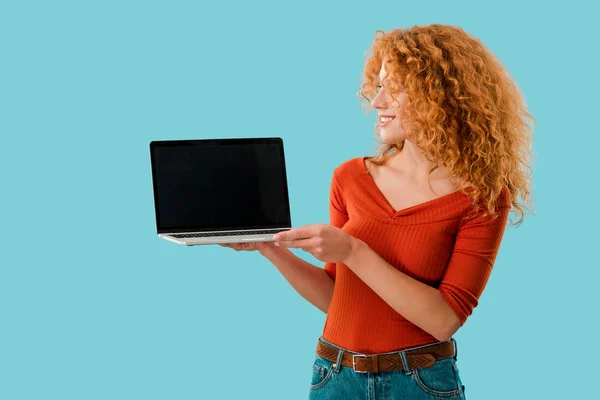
[308,336,466,399]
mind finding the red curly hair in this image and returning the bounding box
[358,24,535,226]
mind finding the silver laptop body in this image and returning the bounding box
[149,137,292,246]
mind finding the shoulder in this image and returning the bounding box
[460,184,512,225]
[497,184,512,208]
[333,157,366,179]
[465,183,511,209]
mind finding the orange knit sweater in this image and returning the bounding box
[321,156,511,354]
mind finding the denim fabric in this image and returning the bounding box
[308,336,466,400]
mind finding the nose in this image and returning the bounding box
[371,87,388,110]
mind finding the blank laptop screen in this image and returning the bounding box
[150,138,291,233]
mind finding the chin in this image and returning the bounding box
[379,129,407,144]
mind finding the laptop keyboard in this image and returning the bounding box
[171,229,287,239]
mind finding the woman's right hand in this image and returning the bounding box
[219,241,277,252]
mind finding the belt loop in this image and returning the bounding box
[333,349,344,373]
[451,337,458,361]
[399,350,412,375]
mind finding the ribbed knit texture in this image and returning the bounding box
[321,156,511,354]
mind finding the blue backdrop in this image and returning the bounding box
[1,1,596,399]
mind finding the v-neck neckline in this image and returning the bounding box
[360,156,466,217]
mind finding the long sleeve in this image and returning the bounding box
[324,171,349,283]
[438,198,511,326]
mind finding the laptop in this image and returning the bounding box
[149,137,293,246]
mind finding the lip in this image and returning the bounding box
[379,115,396,127]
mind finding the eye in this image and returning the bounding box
[376,85,382,91]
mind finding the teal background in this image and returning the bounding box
[1,1,596,399]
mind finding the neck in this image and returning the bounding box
[388,140,445,180]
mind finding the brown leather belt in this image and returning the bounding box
[316,339,455,373]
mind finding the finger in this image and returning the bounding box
[301,246,320,255]
[274,225,318,241]
[279,238,317,249]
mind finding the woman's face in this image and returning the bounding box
[371,62,410,144]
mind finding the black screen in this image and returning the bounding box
[150,138,291,233]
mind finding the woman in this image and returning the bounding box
[222,24,534,399]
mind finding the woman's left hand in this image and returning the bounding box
[272,223,359,264]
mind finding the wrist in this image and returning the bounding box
[343,237,366,266]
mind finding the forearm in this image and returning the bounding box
[344,239,460,341]
[260,245,335,314]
